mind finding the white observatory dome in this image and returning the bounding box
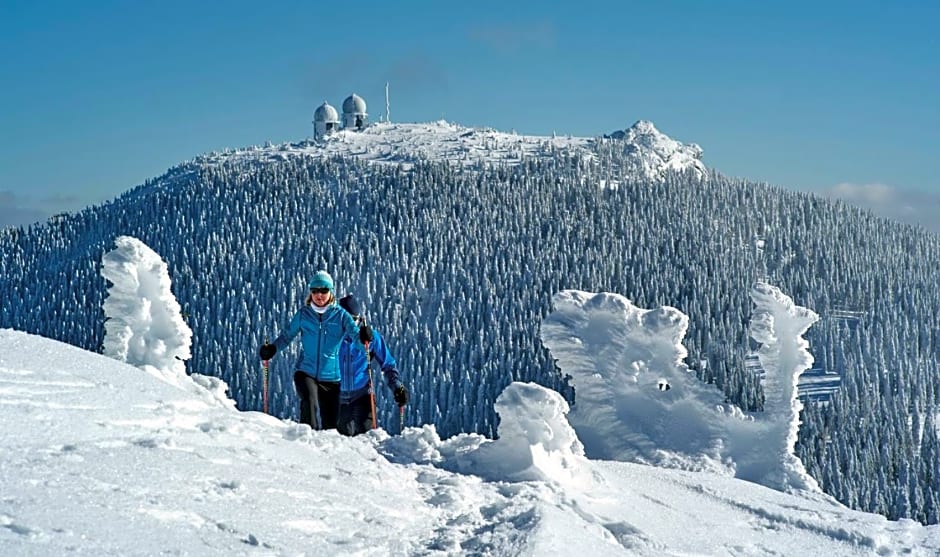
[342,93,367,115]
[312,101,340,140]
[313,102,339,123]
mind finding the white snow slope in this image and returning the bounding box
[2,282,938,555]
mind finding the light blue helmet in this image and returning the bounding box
[307,270,334,292]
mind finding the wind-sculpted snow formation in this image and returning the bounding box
[747,282,821,492]
[381,381,595,489]
[540,284,820,493]
[100,236,193,384]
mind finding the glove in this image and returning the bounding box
[393,385,409,407]
[259,343,276,360]
[359,324,374,344]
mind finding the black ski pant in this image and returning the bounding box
[293,371,340,430]
[338,395,374,437]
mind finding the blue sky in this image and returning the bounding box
[1,1,938,227]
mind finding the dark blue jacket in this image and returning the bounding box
[338,328,400,404]
[273,304,360,382]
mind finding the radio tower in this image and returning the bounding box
[385,82,391,123]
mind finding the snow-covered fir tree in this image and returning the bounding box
[100,235,192,381]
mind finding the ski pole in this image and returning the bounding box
[262,337,270,414]
[399,404,405,434]
[366,341,378,430]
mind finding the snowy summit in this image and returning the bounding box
[1,237,937,555]
[196,119,707,183]
[606,119,707,180]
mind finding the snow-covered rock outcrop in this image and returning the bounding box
[606,120,707,181]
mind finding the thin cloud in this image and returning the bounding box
[380,51,450,92]
[298,50,376,107]
[35,193,87,213]
[820,182,940,233]
[0,191,46,228]
[467,20,557,52]
[0,190,93,228]
[828,182,896,204]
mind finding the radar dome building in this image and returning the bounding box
[342,93,368,130]
[312,93,369,140]
[313,101,340,140]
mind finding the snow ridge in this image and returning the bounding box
[192,119,707,183]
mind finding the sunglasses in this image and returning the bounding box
[310,287,330,295]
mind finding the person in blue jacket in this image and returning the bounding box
[337,294,408,436]
[259,270,372,430]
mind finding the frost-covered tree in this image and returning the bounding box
[100,235,192,382]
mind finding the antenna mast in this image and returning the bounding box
[385,82,390,123]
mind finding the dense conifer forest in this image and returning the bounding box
[1,137,938,523]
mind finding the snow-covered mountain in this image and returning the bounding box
[2,116,940,530]
[195,119,707,183]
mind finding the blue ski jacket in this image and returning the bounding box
[339,328,400,404]
[272,304,361,382]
